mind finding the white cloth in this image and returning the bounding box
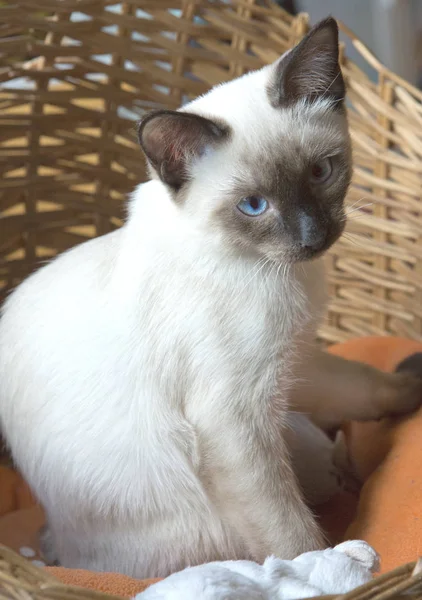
[135,540,379,600]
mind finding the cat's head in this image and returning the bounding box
[138,17,351,263]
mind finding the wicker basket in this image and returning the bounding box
[1,1,422,344]
[1,543,422,600]
[2,2,422,595]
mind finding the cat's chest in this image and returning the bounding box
[169,272,308,375]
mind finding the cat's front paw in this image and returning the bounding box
[376,356,422,420]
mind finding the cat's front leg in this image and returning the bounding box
[196,413,325,561]
[291,347,422,431]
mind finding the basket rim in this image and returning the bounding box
[1,544,422,600]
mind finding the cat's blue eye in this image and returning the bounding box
[237,196,268,217]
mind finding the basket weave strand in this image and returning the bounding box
[1,544,422,600]
[1,0,422,345]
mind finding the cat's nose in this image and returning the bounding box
[298,213,327,251]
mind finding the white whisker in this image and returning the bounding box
[342,233,367,248]
[238,257,272,293]
[345,203,373,216]
[238,256,267,286]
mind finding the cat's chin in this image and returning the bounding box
[293,245,333,263]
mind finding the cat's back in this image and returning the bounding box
[0,225,125,458]
[0,226,122,360]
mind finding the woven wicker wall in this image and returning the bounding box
[1,0,422,344]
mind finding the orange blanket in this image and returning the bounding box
[0,336,421,595]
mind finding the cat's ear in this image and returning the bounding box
[269,17,345,107]
[138,110,229,191]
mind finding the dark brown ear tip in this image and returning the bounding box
[395,353,422,379]
[308,16,339,41]
[313,16,339,31]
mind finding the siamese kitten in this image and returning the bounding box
[1,18,421,578]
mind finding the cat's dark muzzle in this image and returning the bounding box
[290,211,345,262]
